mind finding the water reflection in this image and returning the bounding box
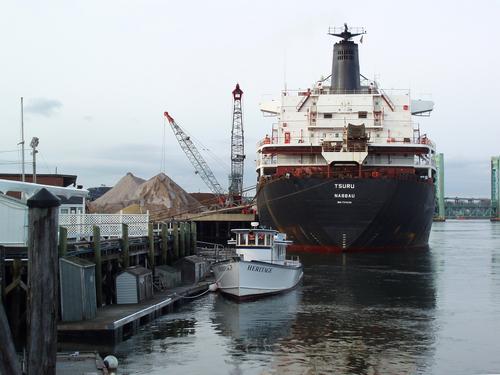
[104,222,500,374]
[212,290,301,353]
[270,248,437,374]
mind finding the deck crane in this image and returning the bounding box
[164,112,225,203]
[228,84,245,205]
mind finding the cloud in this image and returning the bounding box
[24,98,62,117]
[83,115,93,122]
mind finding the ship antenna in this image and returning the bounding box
[328,24,366,41]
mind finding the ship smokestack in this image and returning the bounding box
[329,24,366,94]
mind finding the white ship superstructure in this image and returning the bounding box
[257,26,436,183]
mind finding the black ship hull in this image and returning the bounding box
[256,177,435,252]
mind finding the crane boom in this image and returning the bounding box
[164,112,225,198]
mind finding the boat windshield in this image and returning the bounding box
[236,231,273,246]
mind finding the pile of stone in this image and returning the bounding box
[88,172,203,219]
[132,173,203,220]
[89,172,145,213]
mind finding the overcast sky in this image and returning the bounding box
[1,0,498,197]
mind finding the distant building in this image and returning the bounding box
[87,186,112,201]
[0,173,84,215]
[0,179,88,247]
[0,173,77,187]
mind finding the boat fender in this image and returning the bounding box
[104,355,119,374]
[209,283,218,292]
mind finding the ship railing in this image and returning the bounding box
[257,136,435,151]
[257,136,320,148]
[371,136,436,149]
[196,241,234,263]
[414,156,436,167]
[257,155,280,167]
[285,255,301,267]
[281,87,410,97]
[417,135,436,149]
[257,155,329,168]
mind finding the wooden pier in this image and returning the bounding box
[58,281,211,345]
[0,185,245,374]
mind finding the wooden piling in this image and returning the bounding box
[122,223,130,268]
[27,188,60,375]
[173,222,179,261]
[191,221,197,255]
[161,224,168,265]
[0,299,21,375]
[58,226,67,257]
[93,226,103,308]
[179,222,185,258]
[5,259,23,343]
[185,222,191,256]
[148,223,155,269]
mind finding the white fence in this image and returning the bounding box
[59,212,150,240]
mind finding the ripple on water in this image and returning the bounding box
[114,221,500,375]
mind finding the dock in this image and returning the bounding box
[58,281,211,345]
[0,180,242,374]
[56,352,109,375]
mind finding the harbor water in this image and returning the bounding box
[114,220,500,374]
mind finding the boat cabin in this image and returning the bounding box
[231,229,290,264]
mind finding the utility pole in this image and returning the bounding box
[30,137,39,184]
[20,97,25,182]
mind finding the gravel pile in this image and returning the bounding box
[88,172,146,213]
[133,173,203,220]
[89,172,204,218]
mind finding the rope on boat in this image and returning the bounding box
[172,263,230,299]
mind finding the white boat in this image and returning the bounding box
[212,227,303,300]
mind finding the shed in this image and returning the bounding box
[155,265,181,289]
[59,257,97,322]
[116,266,153,304]
[175,256,208,284]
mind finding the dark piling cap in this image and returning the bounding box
[27,188,61,208]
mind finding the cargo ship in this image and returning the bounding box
[255,25,436,251]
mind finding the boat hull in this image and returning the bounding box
[213,260,303,300]
[257,177,435,251]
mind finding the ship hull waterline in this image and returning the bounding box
[256,177,435,252]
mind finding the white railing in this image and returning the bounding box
[59,212,149,240]
[414,156,436,168]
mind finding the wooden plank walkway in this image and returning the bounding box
[58,281,211,344]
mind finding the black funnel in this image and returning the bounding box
[329,24,365,94]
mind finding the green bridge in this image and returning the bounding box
[434,155,500,220]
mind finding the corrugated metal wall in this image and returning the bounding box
[59,258,97,321]
[60,259,83,321]
[116,272,138,304]
[82,267,97,319]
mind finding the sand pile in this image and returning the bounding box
[89,172,146,213]
[132,173,203,220]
